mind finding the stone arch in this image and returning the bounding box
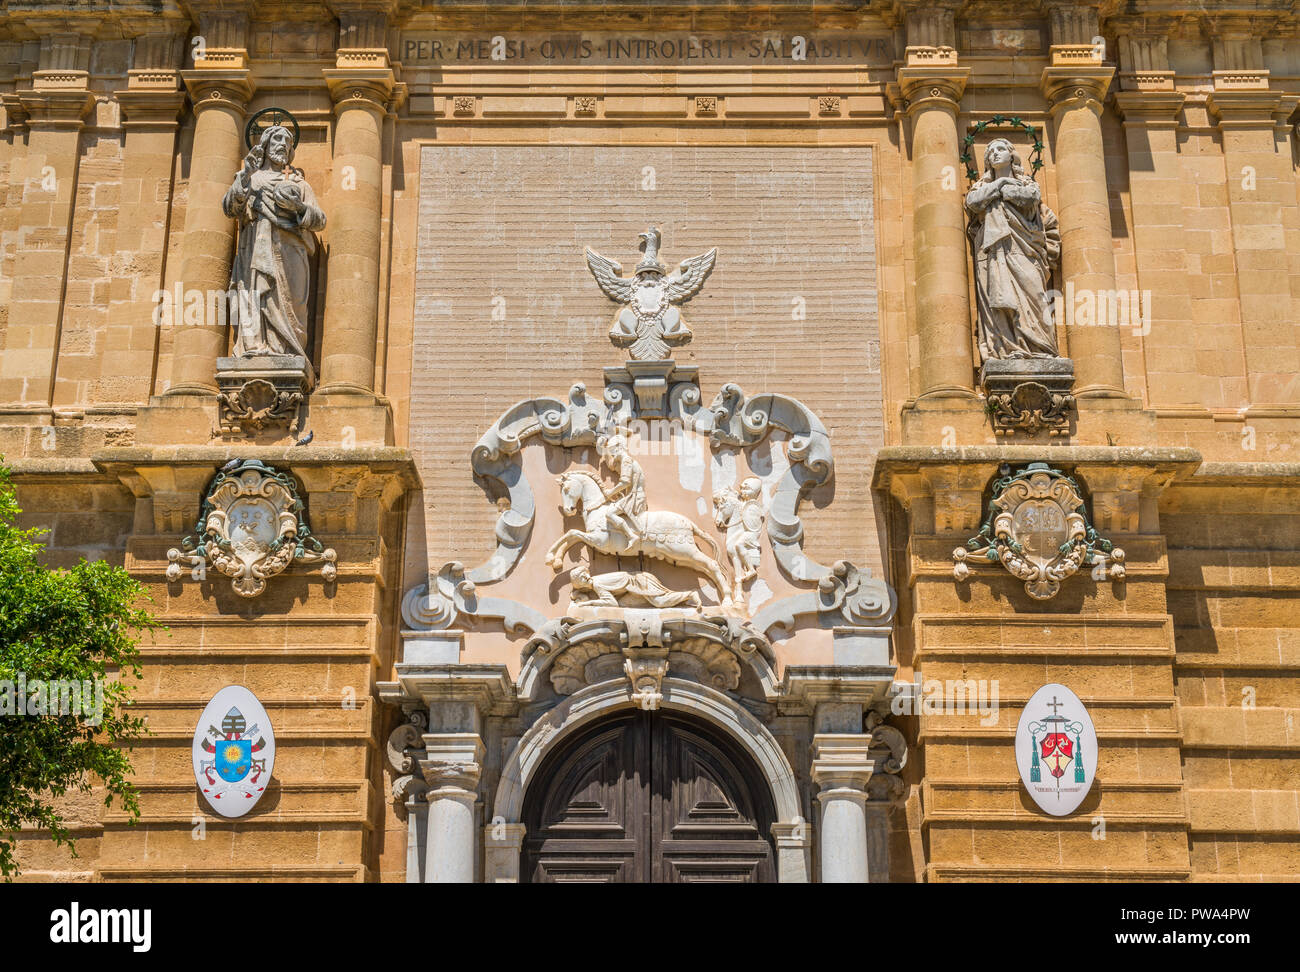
[489,677,808,882]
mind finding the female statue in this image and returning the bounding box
[222,124,326,379]
[965,137,1061,361]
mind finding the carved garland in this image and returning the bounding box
[166,459,336,597]
[961,115,1045,184]
[953,463,1124,601]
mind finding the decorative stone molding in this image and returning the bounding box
[215,356,309,435]
[518,613,778,704]
[694,95,718,116]
[165,459,336,597]
[574,95,597,116]
[952,462,1124,600]
[982,358,1075,437]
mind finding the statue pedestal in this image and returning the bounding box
[980,357,1075,437]
[215,355,310,436]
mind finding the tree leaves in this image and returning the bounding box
[0,464,160,879]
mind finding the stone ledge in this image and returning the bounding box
[90,445,418,472]
[873,444,1201,476]
[1188,462,1300,484]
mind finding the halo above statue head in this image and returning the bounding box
[244,107,301,151]
[960,114,1045,185]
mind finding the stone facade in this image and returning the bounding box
[2,0,1298,882]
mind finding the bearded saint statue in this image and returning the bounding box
[965,137,1062,362]
[222,124,326,381]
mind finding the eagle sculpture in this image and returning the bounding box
[585,226,717,360]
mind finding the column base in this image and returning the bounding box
[306,388,395,447]
[136,391,221,447]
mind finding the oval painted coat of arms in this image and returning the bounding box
[192,685,275,818]
[1015,682,1097,817]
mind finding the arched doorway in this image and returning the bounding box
[521,709,778,882]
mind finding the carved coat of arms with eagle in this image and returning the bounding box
[584,226,717,360]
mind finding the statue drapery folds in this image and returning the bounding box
[222,124,326,382]
[965,137,1061,363]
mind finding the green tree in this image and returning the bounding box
[0,462,158,878]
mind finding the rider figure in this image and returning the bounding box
[599,434,646,549]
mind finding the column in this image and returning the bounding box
[895,3,974,400]
[811,734,873,883]
[0,32,94,407]
[318,50,394,397]
[1205,17,1298,405]
[164,64,252,395]
[420,734,485,883]
[1040,3,1126,398]
[103,33,186,404]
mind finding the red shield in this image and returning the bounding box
[1040,733,1074,779]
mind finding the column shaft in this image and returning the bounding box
[424,789,477,883]
[318,85,387,394]
[817,788,870,883]
[1043,69,1126,397]
[166,73,251,395]
[900,69,974,398]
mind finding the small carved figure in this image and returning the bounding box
[965,138,1061,362]
[222,124,326,376]
[585,227,716,360]
[568,564,703,610]
[598,433,647,545]
[713,476,765,603]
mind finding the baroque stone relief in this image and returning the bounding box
[953,462,1125,600]
[400,227,896,710]
[166,459,336,597]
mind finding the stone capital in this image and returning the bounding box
[1207,88,1284,128]
[181,68,254,115]
[811,734,875,793]
[324,68,396,113]
[1113,90,1186,126]
[115,88,187,129]
[419,733,486,793]
[17,86,94,130]
[1040,65,1114,115]
[896,66,969,117]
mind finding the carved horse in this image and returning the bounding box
[546,471,734,608]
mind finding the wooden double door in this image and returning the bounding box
[522,710,777,882]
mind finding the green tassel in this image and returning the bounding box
[1030,732,1040,783]
[1074,732,1085,783]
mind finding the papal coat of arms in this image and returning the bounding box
[1015,682,1097,816]
[953,462,1124,600]
[192,685,277,818]
[585,226,716,360]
